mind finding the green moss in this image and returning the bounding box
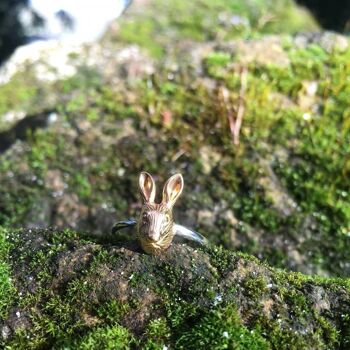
[2,229,350,348]
[73,173,93,199]
[204,52,232,78]
[116,20,164,58]
[113,0,318,58]
[340,313,350,348]
[0,73,38,121]
[96,300,130,325]
[60,324,134,350]
[144,317,171,346]
[242,275,269,299]
[0,227,15,319]
[176,305,269,350]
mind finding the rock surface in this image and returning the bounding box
[1,227,349,349]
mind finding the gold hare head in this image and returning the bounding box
[138,172,184,255]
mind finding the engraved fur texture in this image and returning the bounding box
[138,172,183,255]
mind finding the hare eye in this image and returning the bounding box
[142,214,148,223]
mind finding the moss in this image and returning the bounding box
[0,73,38,123]
[116,20,165,59]
[340,313,350,348]
[0,227,15,319]
[58,324,134,350]
[143,317,171,347]
[112,0,318,58]
[176,305,269,350]
[204,52,232,79]
[1,228,350,348]
[242,275,269,299]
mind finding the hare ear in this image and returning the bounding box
[162,174,184,208]
[139,172,156,203]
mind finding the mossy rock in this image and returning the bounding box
[110,0,318,58]
[0,227,350,349]
[1,31,350,278]
[0,0,349,281]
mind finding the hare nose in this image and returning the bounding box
[148,230,160,241]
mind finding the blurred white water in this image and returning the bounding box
[21,0,131,42]
[0,0,132,84]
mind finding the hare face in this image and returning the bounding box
[138,172,184,254]
[139,203,173,242]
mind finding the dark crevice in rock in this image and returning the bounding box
[0,109,55,153]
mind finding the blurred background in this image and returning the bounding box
[0,0,349,278]
[0,0,132,64]
[1,0,350,64]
